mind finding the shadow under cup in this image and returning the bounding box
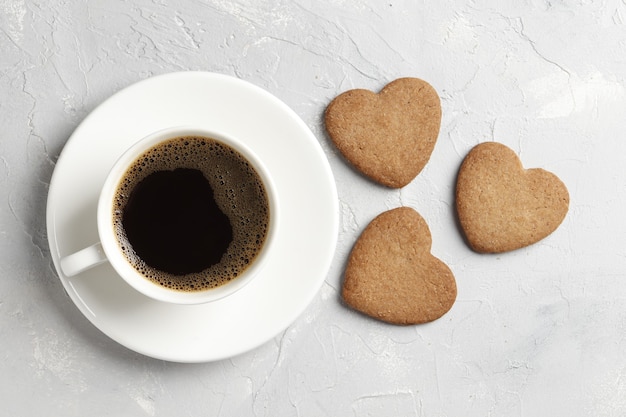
[98,127,279,305]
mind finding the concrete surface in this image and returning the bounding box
[2,0,626,415]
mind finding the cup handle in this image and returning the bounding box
[60,242,107,277]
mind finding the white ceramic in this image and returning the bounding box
[46,72,339,362]
[59,126,280,305]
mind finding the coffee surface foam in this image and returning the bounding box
[113,136,270,292]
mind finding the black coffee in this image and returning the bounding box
[113,136,270,292]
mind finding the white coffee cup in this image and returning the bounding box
[60,126,279,305]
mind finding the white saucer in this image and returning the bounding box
[46,72,339,362]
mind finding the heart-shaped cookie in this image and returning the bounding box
[342,207,457,325]
[325,78,441,188]
[456,142,569,253]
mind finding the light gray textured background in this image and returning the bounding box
[2,1,626,416]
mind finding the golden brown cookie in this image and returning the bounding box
[324,78,441,188]
[456,142,569,253]
[342,207,457,325]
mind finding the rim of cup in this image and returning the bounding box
[97,126,279,305]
